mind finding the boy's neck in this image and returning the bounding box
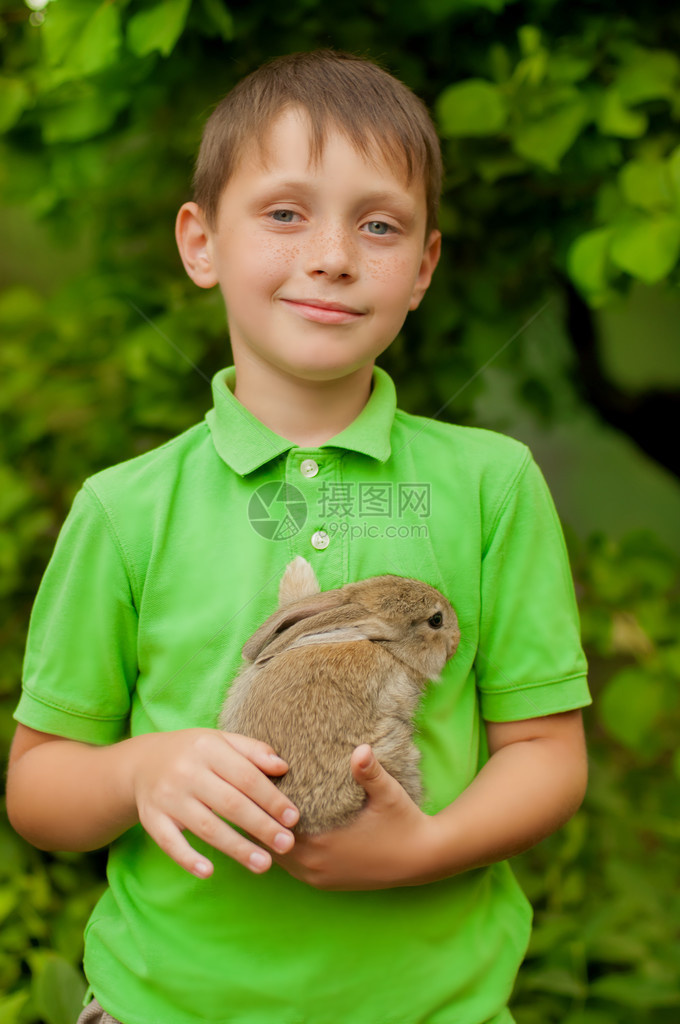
[232,356,375,447]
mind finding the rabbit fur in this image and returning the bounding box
[219,557,460,834]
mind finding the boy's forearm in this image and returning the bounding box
[8,727,300,877]
[7,735,145,852]
[424,714,588,881]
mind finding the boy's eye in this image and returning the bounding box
[364,220,392,236]
[270,210,299,223]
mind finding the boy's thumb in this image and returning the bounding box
[351,744,383,789]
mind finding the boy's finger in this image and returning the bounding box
[184,810,276,874]
[351,747,413,813]
[141,810,215,878]
[212,736,299,829]
[145,807,276,878]
[350,744,386,790]
[191,774,296,855]
[221,731,290,776]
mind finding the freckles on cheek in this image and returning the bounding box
[365,256,392,282]
[365,254,414,284]
[256,241,301,278]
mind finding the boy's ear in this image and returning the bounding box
[175,202,218,289]
[408,229,441,311]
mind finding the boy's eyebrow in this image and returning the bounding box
[252,179,420,222]
[359,190,419,221]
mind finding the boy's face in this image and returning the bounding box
[178,108,440,385]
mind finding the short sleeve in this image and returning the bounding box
[14,484,138,743]
[477,454,591,721]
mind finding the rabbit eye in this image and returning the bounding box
[428,612,444,629]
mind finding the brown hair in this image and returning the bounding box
[192,50,442,235]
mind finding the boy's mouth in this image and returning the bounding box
[280,298,366,325]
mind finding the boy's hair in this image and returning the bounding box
[193,50,442,236]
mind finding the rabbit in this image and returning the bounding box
[219,556,460,834]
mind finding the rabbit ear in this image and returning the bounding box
[242,589,348,661]
[249,609,403,665]
[253,624,371,666]
[278,556,320,607]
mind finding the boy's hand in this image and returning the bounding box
[130,729,299,879]
[273,745,439,891]
[275,711,589,892]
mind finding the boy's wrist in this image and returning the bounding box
[402,807,468,885]
[399,798,497,887]
[112,733,157,829]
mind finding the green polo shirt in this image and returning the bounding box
[16,365,590,1024]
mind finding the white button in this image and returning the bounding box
[300,458,319,478]
[311,530,330,550]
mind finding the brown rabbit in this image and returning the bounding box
[219,557,460,834]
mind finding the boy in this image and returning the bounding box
[7,51,590,1024]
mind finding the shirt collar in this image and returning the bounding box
[205,366,396,476]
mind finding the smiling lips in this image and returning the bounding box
[280,298,366,325]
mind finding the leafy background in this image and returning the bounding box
[1,0,679,1021]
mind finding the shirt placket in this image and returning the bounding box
[285,450,346,584]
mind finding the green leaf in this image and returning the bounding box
[0,78,30,134]
[511,95,589,170]
[610,213,680,283]
[567,227,613,295]
[41,85,130,143]
[616,47,680,105]
[546,52,593,85]
[0,990,30,1024]
[619,158,675,212]
[127,0,192,58]
[68,2,122,77]
[512,51,549,88]
[28,952,87,1024]
[599,667,666,751]
[595,181,626,223]
[436,79,508,137]
[596,87,648,138]
[41,1,122,81]
[42,0,96,67]
[511,31,550,89]
[518,25,542,57]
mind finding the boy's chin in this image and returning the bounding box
[280,360,377,385]
[240,350,381,385]
[280,343,394,384]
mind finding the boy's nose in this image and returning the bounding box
[304,226,356,281]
